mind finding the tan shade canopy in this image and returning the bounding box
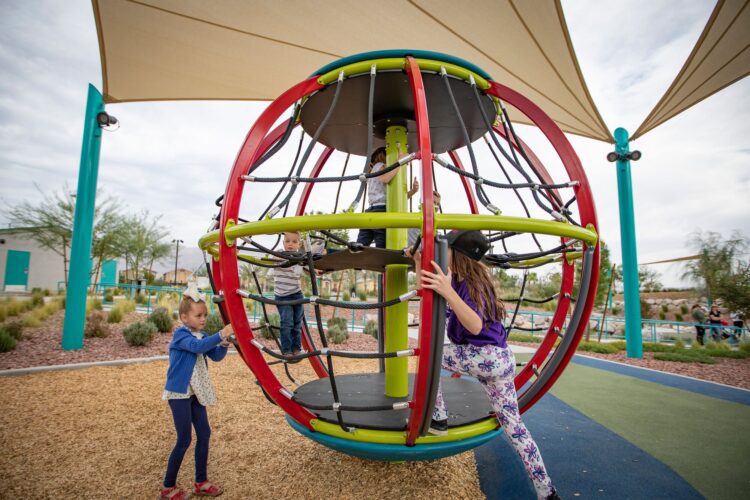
[93,0,614,142]
[632,0,750,140]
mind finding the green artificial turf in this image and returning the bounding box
[551,363,750,500]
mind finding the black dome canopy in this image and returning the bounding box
[299,71,497,156]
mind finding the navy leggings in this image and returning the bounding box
[164,396,211,487]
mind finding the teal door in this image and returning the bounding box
[4,250,30,290]
[100,259,118,285]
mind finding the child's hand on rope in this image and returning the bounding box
[407,177,419,198]
[420,260,453,298]
[220,324,234,340]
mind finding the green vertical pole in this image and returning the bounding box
[62,85,105,350]
[614,127,643,358]
[384,125,409,397]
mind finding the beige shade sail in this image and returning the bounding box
[93,0,614,142]
[632,0,750,140]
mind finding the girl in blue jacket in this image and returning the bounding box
[161,291,233,499]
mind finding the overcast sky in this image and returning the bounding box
[0,1,747,287]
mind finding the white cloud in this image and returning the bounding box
[0,0,747,290]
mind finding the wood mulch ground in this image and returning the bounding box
[0,355,482,499]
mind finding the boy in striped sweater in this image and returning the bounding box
[270,231,305,356]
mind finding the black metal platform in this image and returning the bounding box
[314,247,413,273]
[294,373,494,431]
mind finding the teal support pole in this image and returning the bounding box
[613,127,643,358]
[62,85,105,350]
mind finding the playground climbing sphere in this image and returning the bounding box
[199,50,600,461]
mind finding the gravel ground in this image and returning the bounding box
[0,309,418,370]
[0,310,174,370]
[0,355,482,499]
[508,341,750,390]
[578,351,750,390]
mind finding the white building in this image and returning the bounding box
[0,227,66,292]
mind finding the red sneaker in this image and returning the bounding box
[160,486,188,500]
[193,481,224,497]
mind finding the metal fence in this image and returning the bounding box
[88,283,746,342]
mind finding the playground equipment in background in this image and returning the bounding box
[199,50,599,461]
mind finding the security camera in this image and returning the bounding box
[97,112,118,129]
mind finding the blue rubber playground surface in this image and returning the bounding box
[474,354,750,499]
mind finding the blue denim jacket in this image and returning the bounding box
[164,325,228,393]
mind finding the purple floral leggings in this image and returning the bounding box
[433,343,554,499]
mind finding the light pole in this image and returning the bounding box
[172,239,183,286]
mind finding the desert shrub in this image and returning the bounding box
[607,340,628,351]
[704,349,750,359]
[673,338,685,350]
[22,312,42,328]
[30,292,45,308]
[149,307,173,333]
[116,299,136,314]
[85,311,110,338]
[0,332,17,352]
[674,313,684,322]
[661,304,669,313]
[0,306,5,323]
[122,321,157,346]
[42,299,62,315]
[364,320,378,339]
[659,311,666,320]
[508,333,542,343]
[156,294,179,316]
[0,321,24,341]
[343,292,351,301]
[134,293,148,305]
[577,341,620,354]
[739,341,750,353]
[327,324,349,344]
[680,304,689,315]
[706,340,731,352]
[358,289,367,302]
[691,340,703,350]
[5,300,22,317]
[320,290,331,300]
[610,307,620,316]
[87,298,102,312]
[104,289,114,302]
[327,316,348,332]
[107,307,123,323]
[654,352,716,364]
[205,312,225,335]
[256,313,279,339]
[642,342,677,353]
[542,301,557,312]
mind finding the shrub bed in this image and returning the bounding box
[122,321,157,346]
[149,307,173,333]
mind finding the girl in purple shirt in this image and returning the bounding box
[414,230,558,500]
